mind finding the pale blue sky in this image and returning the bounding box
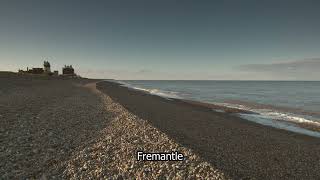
[1,0,320,80]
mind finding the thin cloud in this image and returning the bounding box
[238,58,320,80]
[240,58,320,72]
[136,69,152,74]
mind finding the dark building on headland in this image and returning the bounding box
[19,66,45,74]
[30,68,44,74]
[62,65,75,75]
[18,61,78,77]
[18,61,59,76]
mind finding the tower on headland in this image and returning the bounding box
[43,61,51,73]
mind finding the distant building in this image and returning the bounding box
[43,61,51,73]
[18,61,70,77]
[62,65,75,75]
[31,68,44,74]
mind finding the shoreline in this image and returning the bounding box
[97,80,320,179]
[179,99,320,137]
[1,72,320,179]
[115,80,320,136]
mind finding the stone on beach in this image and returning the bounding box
[0,73,226,179]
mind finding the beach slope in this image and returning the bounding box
[97,81,320,179]
[0,73,226,179]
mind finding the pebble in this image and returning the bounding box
[62,86,227,179]
[1,77,226,180]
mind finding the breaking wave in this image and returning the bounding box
[116,81,182,99]
[213,102,320,138]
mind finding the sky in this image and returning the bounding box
[1,0,320,80]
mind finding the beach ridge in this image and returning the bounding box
[63,82,227,179]
[0,74,226,179]
[97,80,320,179]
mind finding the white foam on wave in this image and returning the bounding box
[262,111,320,125]
[217,102,320,124]
[116,81,182,99]
[240,113,320,138]
[214,102,320,138]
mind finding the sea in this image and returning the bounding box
[113,80,320,138]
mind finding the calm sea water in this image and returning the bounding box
[115,80,320,137]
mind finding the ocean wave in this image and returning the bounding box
[215,102,320,125]
[214,102,320,137]
[239,113,320,138]
[113,80,320,137]
[116,81,182,99]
